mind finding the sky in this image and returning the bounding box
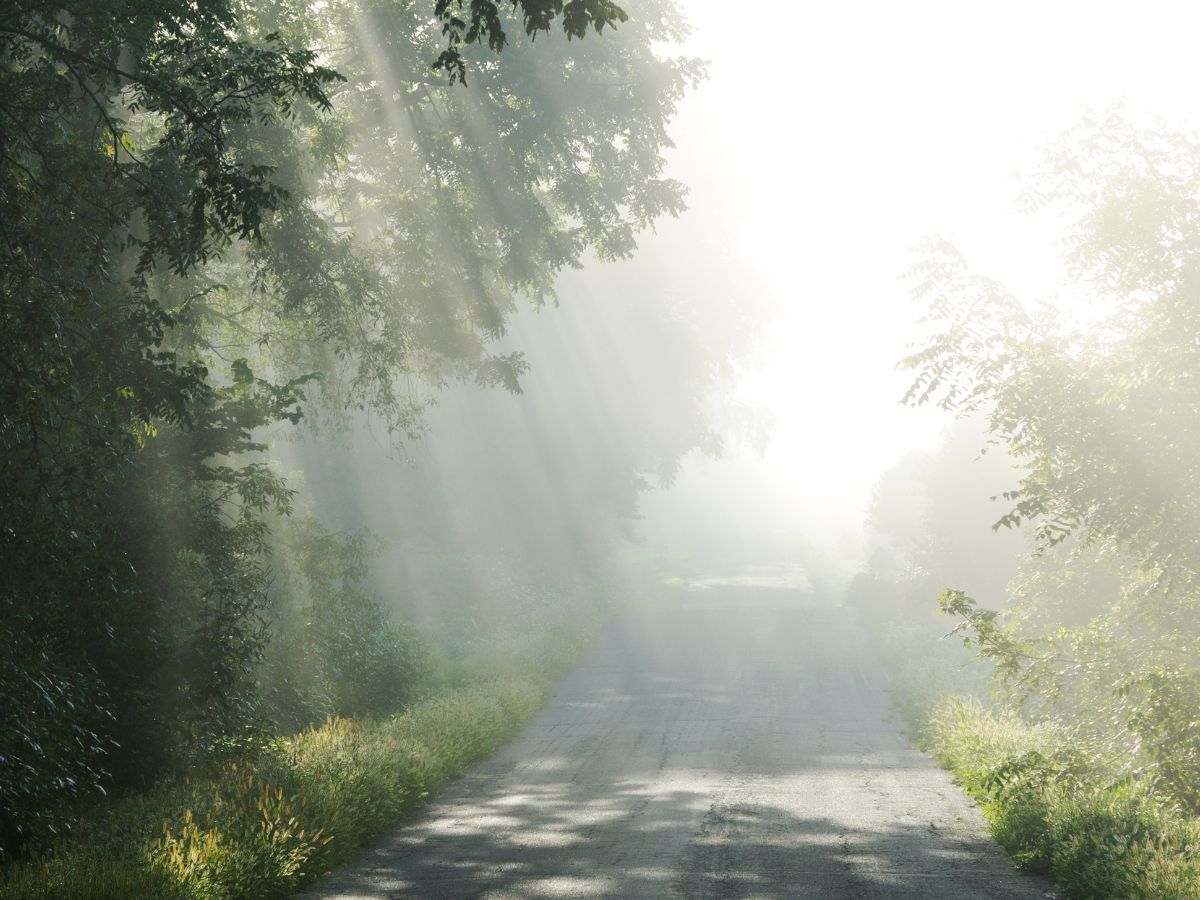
[634,0,1200,569]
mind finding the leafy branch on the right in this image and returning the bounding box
[905,112,1200,808]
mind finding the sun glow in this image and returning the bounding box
[635,0,1200,566]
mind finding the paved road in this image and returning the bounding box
[303,595,1055,898]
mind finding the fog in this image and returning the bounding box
[635,0,1200,573]
[6,1,1200,890]
[264,0,1200,688]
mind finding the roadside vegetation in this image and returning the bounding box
[0,1,764,896]
[926,697,1200,899]
[0,556,614,900]
[850,116,1200,899]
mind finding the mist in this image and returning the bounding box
[622,2,1190,569]
[4,1,1200,896]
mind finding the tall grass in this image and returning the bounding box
[0,680,546,899]
[869,605,1200,899]
[0,578,612,900]
[924,695,1200,899]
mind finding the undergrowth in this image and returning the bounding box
[923,695,1200,899]
[869,605,1200,900]
[0,589,610,899]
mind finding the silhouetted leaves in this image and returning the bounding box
[432,0,628,83]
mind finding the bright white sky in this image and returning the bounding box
[638,0,1200,566]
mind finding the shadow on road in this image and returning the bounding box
[305,596,1054,899]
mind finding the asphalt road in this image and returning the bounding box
[303,593,1055,899]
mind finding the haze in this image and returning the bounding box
[639,0,1200,568]
[5,2,1200,897]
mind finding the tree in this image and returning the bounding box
[0,0,340,850]
[0,0,701,852]
[211,0,702,434]
[432,0,628,83]
[903,112,1200,807]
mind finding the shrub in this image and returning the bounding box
[258,520,434,730]
[0,605,114,856]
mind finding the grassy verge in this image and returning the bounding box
[861,603,1200,900]
[919,694,1200,898]
[0,597,609,899]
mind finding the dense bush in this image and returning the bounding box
[258,520,433,732]
[0,559,612,898]
[0,385,301,854]
[0,603,113,854]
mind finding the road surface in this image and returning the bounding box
[303,593,1055,898]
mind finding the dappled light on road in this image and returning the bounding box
[304,593,1052,899]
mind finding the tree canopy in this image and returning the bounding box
[0,0,709,853]
[432,0,629,82]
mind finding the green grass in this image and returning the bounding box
[870,610,1200,899]
[0,680,547,899]
[923,695,1200,899]
[0,591,611,900]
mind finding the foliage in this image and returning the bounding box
[0,573,607,899]
[926,695,1200,899]
[903,113,1200,813]
[0,604,112,854]
[432,0,629,83]
[258,519,433,731]
[0,355,308,850]
[0,0,337,852]
[222,0,705,435]
[0,0,707,859]
[0,680,541,900]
